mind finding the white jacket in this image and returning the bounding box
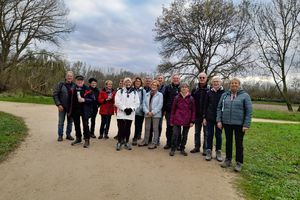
[115,87,140,120]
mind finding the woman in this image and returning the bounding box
[203,76,225,162]
[98,80,115,139]
[138,80,163,149]
[132,77,146,146]
[114,77,140,151]
[216,77,252,172]
[169,82,195,156]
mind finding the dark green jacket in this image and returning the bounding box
[216,90,252,128]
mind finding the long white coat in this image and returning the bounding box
[114,88,140,120]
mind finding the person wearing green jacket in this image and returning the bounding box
[216,77,252,172]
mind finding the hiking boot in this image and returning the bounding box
[83,139,90,148]
[169,151,175,156]
[180,150,188,156]
[163,144,171,150]
[71,138,82,146]
[190,148,200,153]
[124,143,132,150]
[216,150,223,162]
[104,135,109,139]
[234,162,243,172]
[148,144,157,149]
[66,135,74,141]
[90,134,96,139]
[205,149,212,161]
[57,136,63,142]
[98,135,103,139]
[116,143,121,151]
[220,159,232,168]
[132,139,138,146]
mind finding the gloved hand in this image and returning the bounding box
[124,108,133,115]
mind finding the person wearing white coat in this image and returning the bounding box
[114,77,140,151]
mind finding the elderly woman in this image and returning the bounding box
[203,76,225,162]
[138,80,163,149]
[216,78,252,172]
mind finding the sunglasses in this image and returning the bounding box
[199,77,206,79]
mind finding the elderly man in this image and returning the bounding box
[190,72,209,155]
[53,71,75,142]
[144,76,153,93]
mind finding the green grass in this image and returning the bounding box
[236,123,300,200]
[253,109,300,122]
[0,94,53,105]
[0,112,28,162]
[252,101,288,106]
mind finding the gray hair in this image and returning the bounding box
[230,77,241,85]
[65,71,74,77]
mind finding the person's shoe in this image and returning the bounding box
[71,138,82,146]
[90,134,96,139]
[220,159,232,168]
[83,139,90,148]
[234,162,243,172]
[177,147,181,151]
[57,136,63,142]
[148,144,157,149]
[116,143,121,151]
[132,139,138,146]
[205,149,212,161]
[138,142,148,147]
[124,143,132,150]
[202,151,207,156]
[104,135,109,139]
[113,135,118,140]
[190,148,200,153]
[180,150,188,156]
[163,144,171,150]
[169,151,175,156]
[66,135,74,141]
[216,150,223,162]
[98,135,103,139]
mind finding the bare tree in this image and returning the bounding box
[252,0,300,111]
[154,0,253,80]
[0,0,73,90]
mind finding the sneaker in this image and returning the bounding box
[116,143,121,151]
[83,139,90,148]
[180,150,188,156]
[104,135,109,139]
[164,144,171,150]
[148,144,157,149]
[57,136,63,142]
[190,148,200,153]
[71,138,82,146]
[90,134,96,139]
[124,143,132,150]
[234,162,243,172]
[216,150,223,162]
[98,135,103,139]
[220,159,232,168]
[132,139,138,146]
[66,135,74,141]
[169,151,175,156]
[205,149,212,161]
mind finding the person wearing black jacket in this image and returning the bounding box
[88,78,100,138]
[163,74,180,149]
[69,75,96,148]
[190,72,209,155]
[203,76,225,161]
[53,71,75,142]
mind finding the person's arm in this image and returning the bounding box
[53,82,62,106]
[203,91,209,125]
[243,94,253,130]
[114,90,126,111]
[152,93,163,116]
[132,92,140,111]
[99,91,106,104]
[216,93,226,129]
[170,96,177,126]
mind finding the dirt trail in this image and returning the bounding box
[0,102,243,200]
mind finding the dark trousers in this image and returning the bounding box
[117,119,132,143]
[89,107,98,135]
[194,118,206,151]
[100,115,112,136]
[223,124,245,163]
[133,115,144,140]
[171,125,189,151]
[72,109,90,140]
[165,112,173,146]
[206,120,222,151]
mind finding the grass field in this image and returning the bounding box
[0,94,52,105]
[253,109,300,122]
[235,123,300,200]
[0,112,28,162]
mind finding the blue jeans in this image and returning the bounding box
[100,115,112,136]
[58,110,73,137]
[193,118,206,150]
[206,120,222,151]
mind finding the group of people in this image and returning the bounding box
[53,71,252,172]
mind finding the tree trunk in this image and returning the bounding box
[297,105,300,112]
[286,101,293,112]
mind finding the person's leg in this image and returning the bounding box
[158,116,163,144]
[134,115,144,140]
[202,124,207,153]
[180,126,189,151]
[90,108,97,136]
[142,117,151,145]
[148,120,153,144]
[82,113,90,140]
[99,114,107,137]
[165,112,172,148]
[191,118,201,152]
[215,122,222,151]
[66,113,73,137]
[125,120,132,143]
[171,125,180,152]
[152,118,160,145]
[105,115,112,137]
[117,119,125,143]
[72,110,82,142]
[234,125,245,164]
[206,121,214,151]
[223,124,233,161]
[57,111,65,138]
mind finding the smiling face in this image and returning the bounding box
[212,79,221,90]
[134,79,142,88]
[198,73,207,85]
[65,72,73,83]
[90,81,97,88]
[76,79,84,87]
[156,75,164,84]
[230,80,240,93]
[151,82,159,91]
[180,84,189,94]
[106,81,113,89]
[172,74,180,85]
[124,80,132,88]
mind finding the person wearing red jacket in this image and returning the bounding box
[98,80,116,139]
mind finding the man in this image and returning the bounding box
[163,74,180,149]
[88,78,100,139]
[53,71,75,142]
[144,76,152,93]
[156,74,166,144]
[69,75,96,148]
[190,72,209,155]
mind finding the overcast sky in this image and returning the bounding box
[59,0,173,73]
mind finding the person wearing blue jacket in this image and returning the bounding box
[216,77,252,172]
[139,80,163,149]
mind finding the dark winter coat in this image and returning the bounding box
[191,83,209,119]
[163,83,180,113]
[170,93,196,126]
[203,87,225,122]
[98,88,116,115]
[53,81,75,112]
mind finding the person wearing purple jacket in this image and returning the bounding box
[169,82,196,156]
